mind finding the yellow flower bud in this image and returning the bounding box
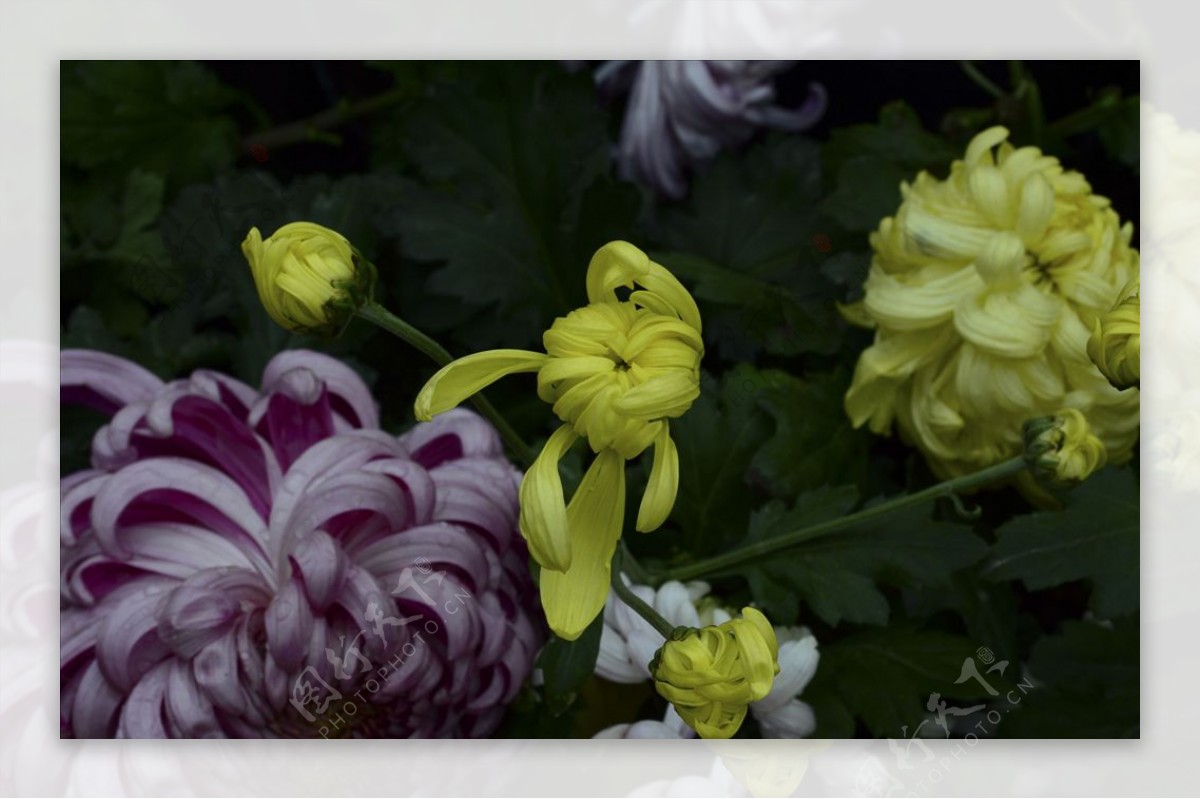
[649,607,779,739]
[1022,408,1108,488]
[241,222,375,335]
[1088,276,1140,390]
[843,126,1139,485]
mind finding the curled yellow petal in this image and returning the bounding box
[518,425,579,572]
[613,371,700,419]
[539,449,626,641]
[413,349,547,421]
[1087,277,1140,390]
[635,423,678,532]
[586,240,651,304]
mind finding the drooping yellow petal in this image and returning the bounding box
[635,422,678,532]
[413,349,547,421]
[539,449,626,640]
[518,425,579,572]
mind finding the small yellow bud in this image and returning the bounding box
[649,607,780,739]
[1022,409,1108,488]
[1088,277,1140,390]
[241,222,375,335]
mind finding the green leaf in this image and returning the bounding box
[747,367,871,499]
[999,617,1138,738]
[652,136,841,359]
[806,627,1018,738]
[1097,96,1141,169]
[62,61,240,185]
[743,498,989,627]
[823,100,957,178]
[662,369,774,558]
[824,155,911,233]
[376,63,624,351]
[656,136,824,278]
[981,468,1139,618]
[535,612,605,716]
[110,169,178,304]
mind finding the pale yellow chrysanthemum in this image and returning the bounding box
[843,126,1140,481]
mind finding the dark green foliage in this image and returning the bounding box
[58,60,1140,739]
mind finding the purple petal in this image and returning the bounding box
[267,431,406,541]
[158,568,267,658]
[264,577,314,670]
[353,522,494,595]
[70,660,124,738]
[94,579,176,692]
[288,530,348,611]
[192,630,246,716]
[116,661,172,738]
[62,542,149,605]
[165,659,222,737]
[250,368,337,473]
[61,349,164,415]
[427,460,520,549]
[275,471,416,562]
[90,402,151,471]
[360,458,436,527]
[464,665,507,713]
[261,349,379,429]
[399,408,503,469]
[90,457,268,561]
[61,607,100,672]
[60,471,106,546]
[186,369,259,422]
[114,521,274,583]
[136,394,273,518]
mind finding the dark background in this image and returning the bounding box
[60,60,1141,739]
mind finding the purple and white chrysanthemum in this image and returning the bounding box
[60,349,541,738]
[595,60,827,198]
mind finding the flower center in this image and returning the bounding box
[538,301,703,457]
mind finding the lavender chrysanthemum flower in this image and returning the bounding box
[60,349,541,738]
[595,60,826,198]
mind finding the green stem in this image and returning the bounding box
[1049,91,1122,138]
[243,87,410,153]
[611,552,677,639]
[960,61,1006,99]
[659,456,1029,584]
[356,301,537,469]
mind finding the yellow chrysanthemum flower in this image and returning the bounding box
[414,241,703,640]
[1022,409,1108,488]
[649,607,779,739]
[1088,275,1140,390]
[242,222,375,335]
[843,126,1140,482]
